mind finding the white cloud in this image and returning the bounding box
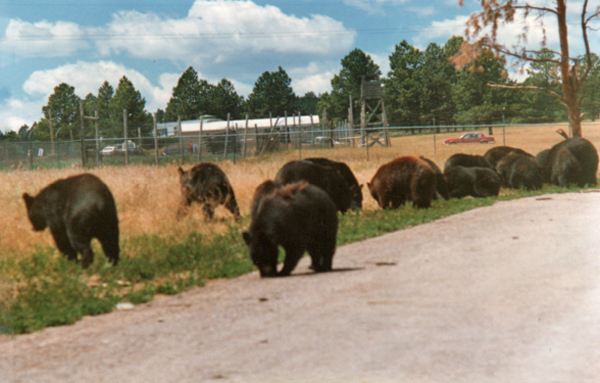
[23,61,178,113]
[408,6,436,17]
[289,62,337,96]
[0,18,89,57]
[0,61,181,132]
[94,1,356,64]
[0,97,45,132]
[343,0,409,15]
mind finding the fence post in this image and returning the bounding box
[178,116,184,164]
[49,110,55,156]
[153,113,158,165]
[80,100,86,168]
[94,110,99,167]
[199,116,204,162]
[242,114,248,158]
[29,140,33,170]
[123,109,129,166]
[223,113,230,160]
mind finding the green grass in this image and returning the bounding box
[0,183,592,334]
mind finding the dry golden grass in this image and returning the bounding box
[2,122,599,257]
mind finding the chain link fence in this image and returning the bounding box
[0,121,505,170]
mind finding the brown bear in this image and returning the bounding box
[496,152,542,191]
[445,166,501,198]
[249,179,279,221]
[542,137,598,186]
[22,173,119,269]
[367,156,436,209]
[484,146,533,168]
[177,163,241,221]
[275,160,357,213]
[551,147,584,187]
[243,182,338,277]
[304,157,363,209]
[419,156,449,200]
[444,153,492,173]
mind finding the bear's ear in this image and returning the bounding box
[177,167,185,176]
[242,231,251,246]
[22,193,34,211]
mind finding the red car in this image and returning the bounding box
[443,132,496,145]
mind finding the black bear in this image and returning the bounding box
[496,152,543,191]
[249,179,279,221]
[542,137,598,186]
[551,147,584,187]
[445,166,501,198]
[444,153,492,174]
[22,173,119,269]
[243,182,338,277]
[177,163,241,220]
[535,149,551,170]
[304,157,363,209]
[275,160,356,213]
[419,156,449,200]
[367,156,436,209]
[484,146,533,168]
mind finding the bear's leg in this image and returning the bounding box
[224,195,241,220]
[201,203,215,221]
[50,226,77,261]
[176,197,193,218]
[68,236,95,269]
[278,246,305,276]
[378,193,391,209]
[98,229,120,266]
[66,224,95,269]
[307,237,335,272]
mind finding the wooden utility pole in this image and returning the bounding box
[49,110,55,156]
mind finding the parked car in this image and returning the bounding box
[101,146,117,156]
[160,145,181,156]
[443,132,495,145]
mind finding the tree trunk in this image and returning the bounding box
[557,0,582,137]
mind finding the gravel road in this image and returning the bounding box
[1,192,599,383]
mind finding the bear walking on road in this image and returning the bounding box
[367,156,437,209]
[177,163,241,221]
[22,173,119,269]
[243,182,338,277]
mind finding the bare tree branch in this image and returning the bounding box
[487,82,565,104]
[513,5,558,15]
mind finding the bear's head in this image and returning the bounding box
[242,231,278,277]
[22,193,47,231]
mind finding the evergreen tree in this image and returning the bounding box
[298,92,320,115]
[41,83,81,140]
[383,40,424,126]
[245,66,297,118]
[206,78,243,120]
[515,49,565,123]
[324,48,380,123]
[452,48,512,125]
[108,76,151,137]
[164,67,211,122]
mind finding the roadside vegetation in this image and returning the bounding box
[1,123,598,335]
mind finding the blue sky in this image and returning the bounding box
[0,0,597,133]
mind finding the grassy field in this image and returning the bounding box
[1,122,599,334]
